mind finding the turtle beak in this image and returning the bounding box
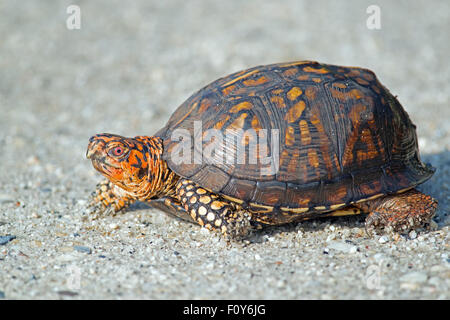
[86,136,102,159]
[86,147,96,160]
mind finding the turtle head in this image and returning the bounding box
[86,133,166,198]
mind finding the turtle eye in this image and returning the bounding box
[109,146,126,158]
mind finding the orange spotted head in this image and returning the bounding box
[86,133,168,198]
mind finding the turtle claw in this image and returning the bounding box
[86,180,133,218]
[222,210,254,241]
[86,198,125,217]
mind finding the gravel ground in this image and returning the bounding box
[0,0,449,300]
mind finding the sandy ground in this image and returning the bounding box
[0,0,448,299]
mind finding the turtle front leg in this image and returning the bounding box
[176,179,253,240]
[88,179,135,216]
[354,189,438,234]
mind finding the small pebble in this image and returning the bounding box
[409,230,417,240]
[56,253,77,262]
[429,265,445,273]
[0,194,15,204]
[73,245,92,254]
[428,277,441,287]
[373,253,386,262]
[378,236,389,244]
[109,223,119,230]
[31,212,41,218]
[400,271,428,283]
[400,282,419,290]
[0,235,16,245]
[57,290,79,297]
[327,241,356,253]
[349,246,358,253]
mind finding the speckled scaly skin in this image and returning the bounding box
[86,61,437,239]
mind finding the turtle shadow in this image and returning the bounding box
[247,214,368,243]
[419,151,449,227]
[126,201,197,224]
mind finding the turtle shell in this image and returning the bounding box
[156,61,434,218]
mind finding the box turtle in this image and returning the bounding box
[86,61,437,239]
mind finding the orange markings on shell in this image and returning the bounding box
[278,149,290,169]
[285,126,295,146]
[299,120,311,145]
[272,88,284,95]
[310,108,335,179]
[349,89,363,100]
[229,101,252,113]
[270,96,286,108]
[305,87,317,100]
[360,180,383,195]
[199,98,212,113]
[303,66,329,74]
[362,70,375,81]
[284,100,305,123]
[283,68,298,77]
[331,184,348,203]
[243,76,269,86]
[222,69,259,87]
[355,78,369,85]
[228,113,248,130]
[286,87,303,101]
[171,101,198,129]
[214,115,230,130]
[356,128,379,165]
[371,85,381,94]
[330,88,364,101]
[279,61,314,67]
[287,149,300,174]
[222,85,236,96]
[349,104,367,124]
[308,149,319,168]
[251,115,262,130]
[297,74,309,81]
[333,82,347,89]
[346,69,361,78]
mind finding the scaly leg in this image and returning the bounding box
[176,179,254,239]
[354,189,438,233]
[88,179,135,216]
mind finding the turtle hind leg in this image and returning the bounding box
[354,189,438,233]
